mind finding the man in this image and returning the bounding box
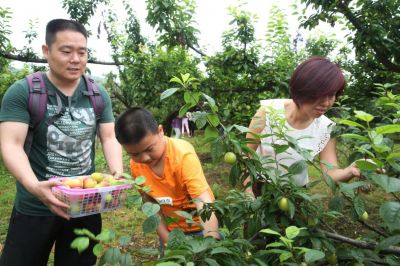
[0,19,123,266]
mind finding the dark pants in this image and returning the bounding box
[0,208,101,266]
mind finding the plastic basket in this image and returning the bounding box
[51,176,132,218]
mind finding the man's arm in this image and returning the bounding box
[194,190,220,239]
[98,122,123,175]
[0,121,70,219]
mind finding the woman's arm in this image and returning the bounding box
[319,138,360,182]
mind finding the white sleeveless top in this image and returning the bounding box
[256,99,335,186]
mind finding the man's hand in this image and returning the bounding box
[31,179,70,220]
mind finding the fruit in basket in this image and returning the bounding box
[70,202,82,215]
[91,172,104,183]
[63,178,83,189]
[95,180,110,187]
[83,177,97,189]
[105,194,113,203]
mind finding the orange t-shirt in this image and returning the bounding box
[130,137,214,232]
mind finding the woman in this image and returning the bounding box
[245,57,361,193]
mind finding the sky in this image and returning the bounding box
[2,0,348,76]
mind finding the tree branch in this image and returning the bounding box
[318,229,400,255]
[1,53,120,66]
[336,1,400,72]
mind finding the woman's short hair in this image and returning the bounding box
[289,56,345,107]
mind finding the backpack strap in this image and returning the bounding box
[24,72,63,154]
[26,72,48,129]
[82,75,104,120]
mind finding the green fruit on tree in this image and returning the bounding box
[300,262,307,266]
[278,197,289,212]
[307,217,317,226]
[326,253,337,265]
[360,211,368,222]
[224,152,237,165]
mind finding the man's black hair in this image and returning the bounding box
[115,107,159,145]
[45,19,87,45]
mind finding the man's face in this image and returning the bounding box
[124,127,166,167]
[42,30,87,82]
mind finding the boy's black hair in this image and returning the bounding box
[115,107,159,145]
[45,19,87,46]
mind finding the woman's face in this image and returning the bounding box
[300,95,336,117]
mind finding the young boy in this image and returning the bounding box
[115,107,219,243]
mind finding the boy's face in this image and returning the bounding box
[124,126,165,167]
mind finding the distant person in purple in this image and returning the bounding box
[171,116,182,138]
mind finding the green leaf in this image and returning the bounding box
[156,262,181,266]
[279,251,293,262]
[73,228,96,239]
[167,229,186,249]
[70,237,89,254]
[160,88,179,100]
[376,125,400,134]
[260,228,281,236]
[370,173,400,193]
[338,119,365,129]
[119,253,132,266]
[355,160,378,171]
[206,113,220,127]
[175,211,193,220]
[92,243,103,257]
[104,247,121,265]
[210,246,234,255]
[376,235,400,251]
[134,175,146,185]
[96,229,116,242]
[304,249,325,263]
[229,163,240,187]
[288,160,307,175]
[353,196,365,216]
[202,93,217,111]
[204,258,219,266]
[340,133,369,142]
[285,226,302,240]
[380,202,400,231]
[354,111,374,122]
[329,196,345,212]
[204,126,219,140]
[233,125,249,133]
[266,242,285,248]
[181,73,190,83]
[170,76,183,85]
[142,202,160,217]
[119,236,131,247]
[143,215,161,234]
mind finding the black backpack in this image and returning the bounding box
[24,72,105,154]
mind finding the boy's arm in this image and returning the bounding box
[98,122,123,175]
[194,190,220,239]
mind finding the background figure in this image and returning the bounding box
[181,112,191,137]
[171,116,182,138]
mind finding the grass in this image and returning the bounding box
[0,134,396,264]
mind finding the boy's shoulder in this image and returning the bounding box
[166,137,196,155]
